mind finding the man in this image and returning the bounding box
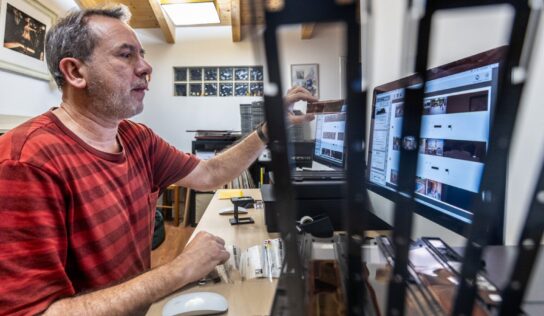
[0,5,316,315]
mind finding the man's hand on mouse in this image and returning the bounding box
[169,231,230,284]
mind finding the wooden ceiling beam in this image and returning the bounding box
[147,0,176,43]
[231,0,241,42]
[301,23,315,40]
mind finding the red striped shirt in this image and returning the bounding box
[0,111,199,315]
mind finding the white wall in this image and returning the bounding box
[0,0,75,117]
[137,24,345,152]
[367,0,544,246]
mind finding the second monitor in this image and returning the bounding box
[313,112,346,169]
[366,46,506,244]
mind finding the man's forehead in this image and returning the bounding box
[87,15,140,46]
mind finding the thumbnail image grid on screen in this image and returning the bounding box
[314,112,346,168]
[368,60,500,225]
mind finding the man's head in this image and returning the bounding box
[45,5,152,120]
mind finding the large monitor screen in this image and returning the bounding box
[367,47,505,237]
[314,112,346,168]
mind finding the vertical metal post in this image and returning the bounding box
[263,20,306,316]
[384,1,535,315]
[385,3,431,315]
[261,1,367,315]
[451,2,533,315]
[345,0,371,314]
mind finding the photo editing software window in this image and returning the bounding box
[368,62,499,223]
[314,112,346,167]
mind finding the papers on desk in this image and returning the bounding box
[222,238,284,281]
[218,189,244,199]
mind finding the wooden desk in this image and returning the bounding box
[146,189,278,316]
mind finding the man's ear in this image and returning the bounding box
[58,57,87,89]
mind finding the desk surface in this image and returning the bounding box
[146,189,278,316]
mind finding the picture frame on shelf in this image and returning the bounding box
[290,63,319,98]
[0,0,56,80]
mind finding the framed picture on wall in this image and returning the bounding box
[0,0,56,80]
[290,63,319,98]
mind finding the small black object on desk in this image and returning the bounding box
[229,196,255,225]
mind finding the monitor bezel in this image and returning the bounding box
[366,46,507,244]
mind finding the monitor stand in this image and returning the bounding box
[229,204,254,225]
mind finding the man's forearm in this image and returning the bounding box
[202,131,266,189]
[44,262,188,316]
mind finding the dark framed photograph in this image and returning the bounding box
[290,63,319,97]
[0,0,56,80]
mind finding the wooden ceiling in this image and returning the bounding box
[75,0,313,43]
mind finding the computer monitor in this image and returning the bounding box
[366,46,505,242]
[313,112,347,169]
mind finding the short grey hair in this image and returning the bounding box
[45,5,132,88]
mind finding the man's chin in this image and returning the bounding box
[117,103,144,120]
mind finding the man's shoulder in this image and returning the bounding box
[119,119,150,132]
[119,119,157,143]
[0,113,62,162]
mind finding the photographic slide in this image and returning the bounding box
[323,131,336,140]
[446,90,489,113]
[402,136,417,151]
[390,169,398,186]
[3,4,47,60]
[425,139,444,156]
[392,137,401,151]
[426,180,442,201]
[423,97,447,115]
[442,140,487,163]
[395,104,404,117]
[415,177,426,194]
[419,138,426,154]
[307,99,344,113]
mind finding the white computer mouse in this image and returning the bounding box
[162,291,228,316]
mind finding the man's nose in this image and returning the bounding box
[136,57,153,81]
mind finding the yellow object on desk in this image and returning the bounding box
[218,189,244,199]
